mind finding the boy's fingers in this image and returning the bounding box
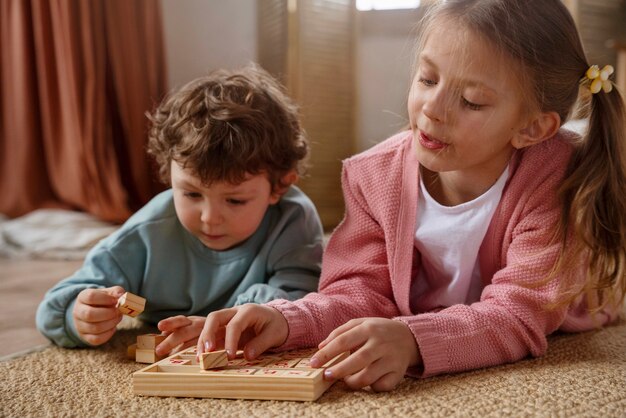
[80,327,117,346]
[77,288,120,307]
[75,315,122,336]
[74,304,122,323]
[104,286,126,298]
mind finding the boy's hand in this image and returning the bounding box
[155,315,206,356]
[73,286,125,346]
[197,304,289,360]
[308,318,421,392]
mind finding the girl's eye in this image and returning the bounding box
[462,97,483,111]
[226,198,246,205]
[184,192,202,199]
[418,77,436,87]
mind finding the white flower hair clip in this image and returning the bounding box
[585,65,614,94]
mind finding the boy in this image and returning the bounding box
[36,65,324,356]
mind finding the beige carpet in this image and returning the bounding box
[2,320,625,418]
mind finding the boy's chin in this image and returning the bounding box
[198,236,244,252]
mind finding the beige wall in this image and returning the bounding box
[160,2,421,153]
[355,10,419,151]
[160,0,258,90]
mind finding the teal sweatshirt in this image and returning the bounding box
[36,187,324,347]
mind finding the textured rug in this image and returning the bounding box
[2,320,625,418]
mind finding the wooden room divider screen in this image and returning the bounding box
[258,0,356,230]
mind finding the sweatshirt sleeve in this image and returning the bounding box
[35,245,135,348]
[234,189,324,305]
[267,164,401,350]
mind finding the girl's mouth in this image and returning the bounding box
[418,131,448,150]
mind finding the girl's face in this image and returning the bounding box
[408,22,531,202]
[171,161,280,251]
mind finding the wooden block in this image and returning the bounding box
[116,292,146,317]
[127,343,137,359]
[136,348,165,364]
[133,346,349,401]
[137,334,166,349]
[200,350,228,370]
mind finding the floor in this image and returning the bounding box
[0,258,82,358]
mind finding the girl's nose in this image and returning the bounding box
[422,88,448,123]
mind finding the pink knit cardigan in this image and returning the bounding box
[268,130,618,377]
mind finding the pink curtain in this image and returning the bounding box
[0,0,167,223]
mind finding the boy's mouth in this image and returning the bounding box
[202,233,226,240]
[418,131,448,150]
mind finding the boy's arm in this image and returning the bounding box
[36,246,135,348]
[234,189,324,305]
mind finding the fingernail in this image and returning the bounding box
[309,357,320,368]
[324,369,333,380]
[204,341,209,352]
[226,349,233,358]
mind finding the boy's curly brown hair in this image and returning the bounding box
[147,64,308,192]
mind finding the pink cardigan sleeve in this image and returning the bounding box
[268,160,401,350]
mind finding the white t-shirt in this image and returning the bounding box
[410,166,509,313]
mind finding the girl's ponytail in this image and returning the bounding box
[558,85,626,310]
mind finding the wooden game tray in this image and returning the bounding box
[133,346,348,401]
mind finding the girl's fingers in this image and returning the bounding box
[310,323,368,368]
[156,320,201,356]
[197,309,237,355]
[369,371,404,393]
[158,315,192,333]
[319,342,378,382]
[342,358,401,391]
[223,311,251,359]
[318,318,365,349]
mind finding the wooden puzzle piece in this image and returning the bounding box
[116,292,146,317]
[133,346,349,401]
[137,334,166,349]
[127,343,137,360]
[200,350,228,370]
[136,348,166,364]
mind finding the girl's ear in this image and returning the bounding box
[269,170,299,203]
[513,111,561,149]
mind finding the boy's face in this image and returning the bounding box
[171,161,281,251]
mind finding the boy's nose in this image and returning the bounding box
[200,205,222,225]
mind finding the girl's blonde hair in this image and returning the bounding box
[419,0,626,311]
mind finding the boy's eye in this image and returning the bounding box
[184,192,202,199]
[462,97,483,111]
[226,198,246,205]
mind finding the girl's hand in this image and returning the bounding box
[309,318,421,392]
[197,304,289,360]
[73,286,125,346]
[155,315,206,356]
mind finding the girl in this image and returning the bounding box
[197,0,626,392]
